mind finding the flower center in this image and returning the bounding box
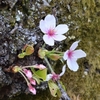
[67,50,73,59]
[47,29,55,36]
[51,74,60,81]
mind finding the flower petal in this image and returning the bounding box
[59,65,66,76]
[55,24,69,34]
[53,34,66,41]
[43,35,54,46]
[45,74,53,81]
[63,50,69,60]
[67,59,79,71]
[73,49,86,59]
[39,20,47,33]
[44,14,56,29]
[70,40,80,51]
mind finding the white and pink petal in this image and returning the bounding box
[43,35,54,46]
[55,24,69,35]
[53,34,66,41]
[67,59,79,72]
[44,14,56,29]
[45,74,53,81]
[70,40,80,51]
[59,65,66,76]
[39,20,47,33]
[73,49,86,59]
[63,50,69,60]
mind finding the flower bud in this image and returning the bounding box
[12,66,21,73]
[28,84,36,95]
[25,45,34,55]
[23,69,32,79]
[38,48,48,59]
[47,54,62,61]
[34,64,46,70]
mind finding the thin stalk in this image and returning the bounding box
[49,50,64,54]
[44,56,70,100]
[22,65,35,69]
[19,71,29,85]
[44,57,54,74]
[42,43,46,49]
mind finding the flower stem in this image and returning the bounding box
[22,65,35,69]
[19,70,29,85]
[50,50,63,54]
[42,43,46,49]
[44,56,70,100]
[44,57,54,74]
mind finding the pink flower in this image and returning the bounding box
[28,84,36,95]
[23,69,32,78]
[51,74,60,81]
[46,65,66,81]
[63,41,86,71]
[39,14,69,46]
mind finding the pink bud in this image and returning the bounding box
[23,69,32,79]
[34,64,46,70]
[28,84,36,95]
[38,64,46,70]
[38,48,48,59]
[29,78,36,85]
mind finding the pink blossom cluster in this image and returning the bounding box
[23,69,36,94]
[22,64,46,94]
[46,65,66,81]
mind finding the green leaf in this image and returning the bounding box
[31,67,47,81]
[48,81,59,97]
[35,68,47,80]
[18,52,26,58]
[56,89,61,98]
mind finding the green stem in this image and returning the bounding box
[50,50,64,54]
[22,65,35,69]
[19,71,29,85]
[44,57,54,74]
[42,43,46,49]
